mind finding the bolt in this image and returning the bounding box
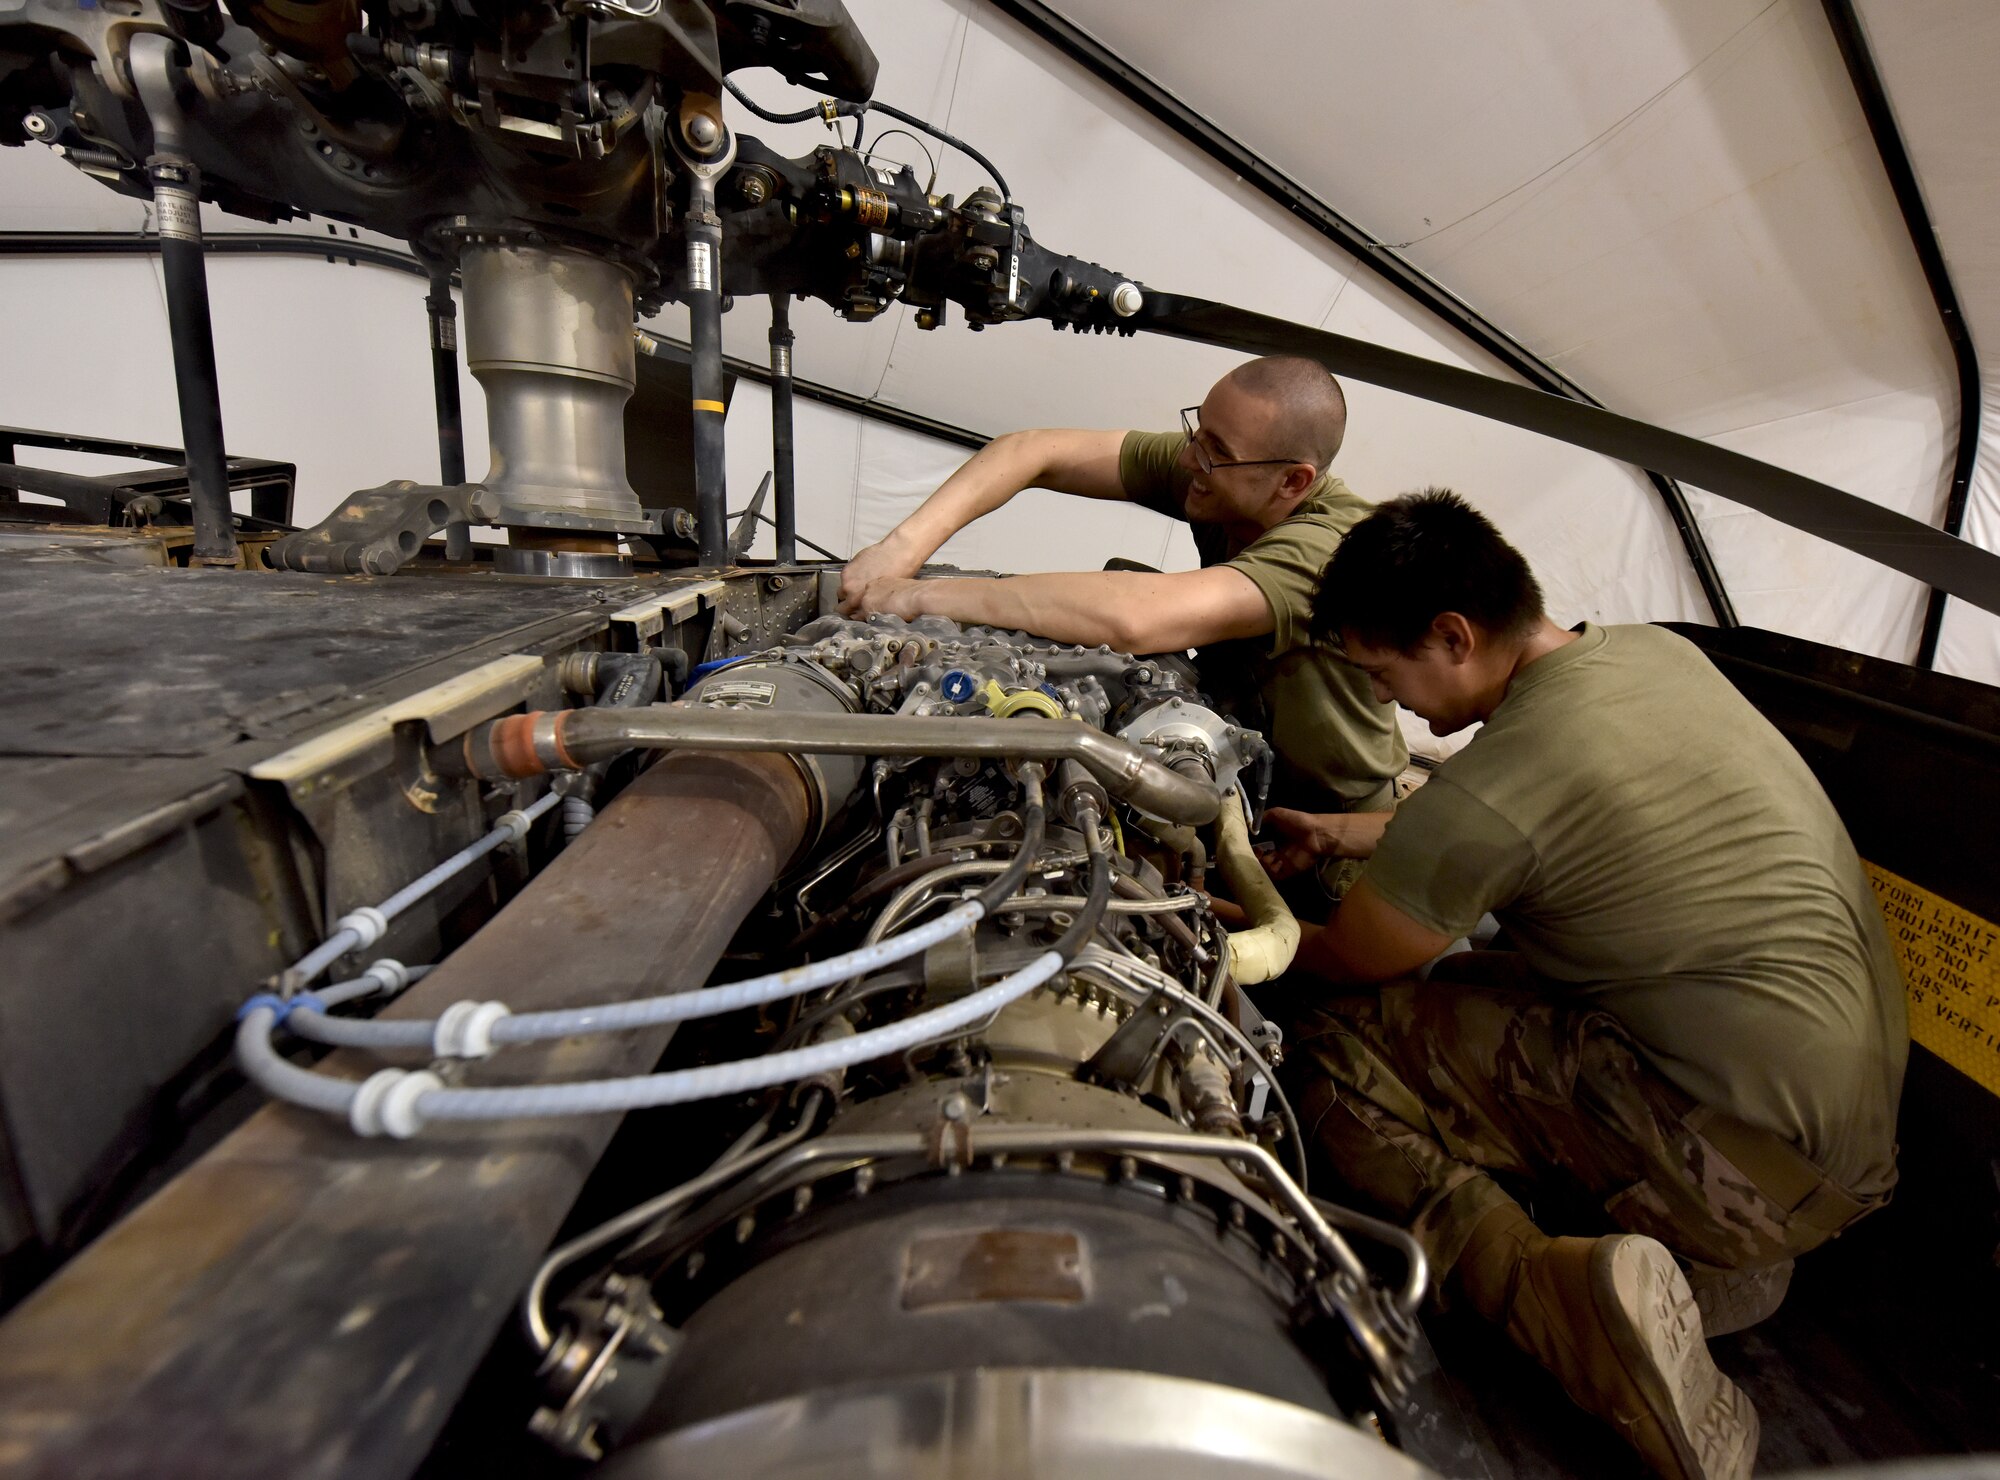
[23,113,52,139]
[739,172,770,205]
[1111,281,1144,317]
[685,112,720,149]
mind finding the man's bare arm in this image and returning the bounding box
[1291,878,1454,985]
[858,565,1272,653]
[838,428,1127,614]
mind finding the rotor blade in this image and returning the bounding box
[1136,292,2000,619]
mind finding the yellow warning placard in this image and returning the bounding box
[1865,862,2000,1097]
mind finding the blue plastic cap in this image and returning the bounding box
[941,669,976,703]
[236,991,326,1026]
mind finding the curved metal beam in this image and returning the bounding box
[1819,0,1983,668]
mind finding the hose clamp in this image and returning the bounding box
[350,1068,443,1138]
[361,958,412,996]
[334,905,389,951]
[531,711,578,771]
[435,1000,513,1059]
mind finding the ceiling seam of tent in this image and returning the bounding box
[1367,0,1787,255]
[1820,0,1982,671]
[1672,374,1956,445]
[983,0,1738,631]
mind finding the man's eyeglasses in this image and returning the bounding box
[1179,407,1309,476]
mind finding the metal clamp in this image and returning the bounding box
[531,1272,676,1461]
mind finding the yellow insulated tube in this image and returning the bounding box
[1214,798,1300,984]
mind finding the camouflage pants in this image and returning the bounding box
[1285,962,1868,1288]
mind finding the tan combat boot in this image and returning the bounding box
[1455,1204,1759,1480]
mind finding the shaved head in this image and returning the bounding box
[1221,356,1348,471]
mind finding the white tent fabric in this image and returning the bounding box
[1042,0,1961,667]
[1,0,1993,687]
[696,0,1711,629]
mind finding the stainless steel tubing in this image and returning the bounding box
[452,706,1224,825]
[524,1094,825,1354]
[460,244,643,527]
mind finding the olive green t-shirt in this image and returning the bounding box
[1118,430,1407,810]
[1364,623,1907,1196]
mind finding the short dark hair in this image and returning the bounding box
[1224,356,1347,470]
[1312,488,1545,651]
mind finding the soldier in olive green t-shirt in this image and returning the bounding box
[836,356,1406,811]
[1269,489,1907,1480]
[1118,429,1406,811]
[1357,619,1904,1199]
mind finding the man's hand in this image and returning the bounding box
[1258,806,1343,880]
[849,575,930,621]
[1258,805,1392,879]
[838,536,921,616]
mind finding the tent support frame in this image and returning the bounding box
[1819,0,1983,670]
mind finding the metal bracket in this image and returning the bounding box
[268,480,483,575]
[1079,989,1180,1087]
[925,1091,978,1172]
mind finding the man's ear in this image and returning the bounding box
[1275,463,1317,506]
[1432,611,1479,664]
